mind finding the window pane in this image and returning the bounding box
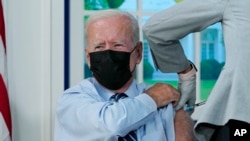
[84,0,136,11]
[84,0,110,10]
[142,0,176,11]
[119,0,137,11]
[200,23,225,100]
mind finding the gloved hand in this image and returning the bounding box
[175,63,197,115]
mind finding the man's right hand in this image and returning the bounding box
[145,83,180,108]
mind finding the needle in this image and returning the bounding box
[184,101,206,111]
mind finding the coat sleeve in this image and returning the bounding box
[142,0,224,73]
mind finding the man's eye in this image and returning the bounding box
[114,44,124,48]
[95,46,104,50]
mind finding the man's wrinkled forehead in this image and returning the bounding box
[86,17,133,45]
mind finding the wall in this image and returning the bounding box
[6,0,64,141]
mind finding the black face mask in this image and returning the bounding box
[90,47,137,90]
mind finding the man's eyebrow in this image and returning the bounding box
[112,40,129,45]
[91,40,129,46]
[92,42,105,46]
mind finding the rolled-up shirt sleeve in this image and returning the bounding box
[100,93,157,136]
[56,91,157,138]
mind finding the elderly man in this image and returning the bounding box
[54,9,195,141]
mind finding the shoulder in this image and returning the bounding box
[64,78,96,94]
[59,78,102,101]
[56,78,105,105]
[136,82,152,93]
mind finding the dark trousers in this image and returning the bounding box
[210,120,250,141]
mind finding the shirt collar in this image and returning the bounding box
[92,78,138,101]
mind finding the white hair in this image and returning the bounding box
[85,9,139,46]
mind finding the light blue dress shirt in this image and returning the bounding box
[54,78,175,141]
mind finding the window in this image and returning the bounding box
[67,0,225,102]
[200,23,225,100]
